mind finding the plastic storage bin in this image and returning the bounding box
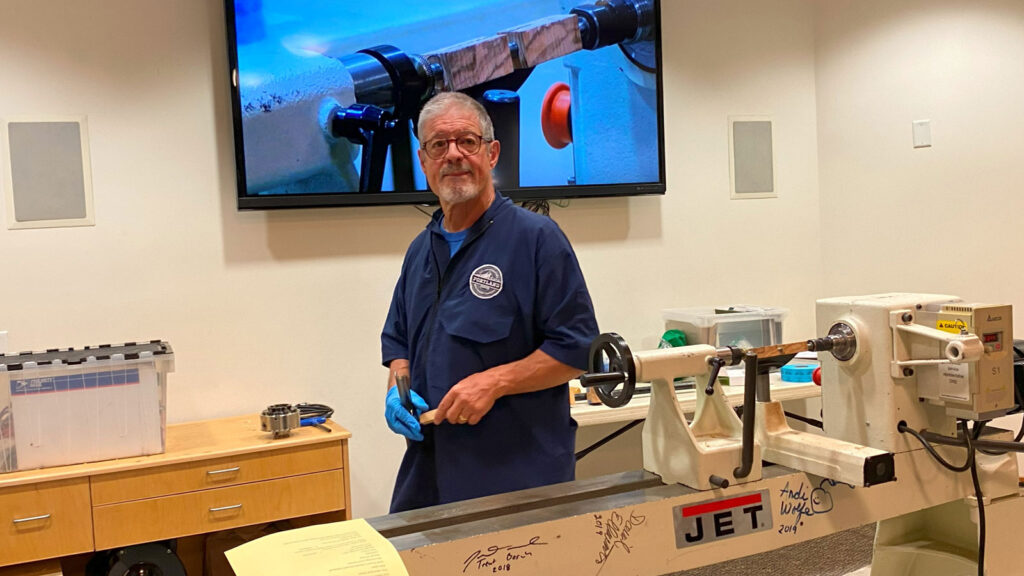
[0,341,173,473]
[662,306,788,349]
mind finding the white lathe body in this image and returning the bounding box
[371,294,1021,576]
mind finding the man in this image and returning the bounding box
[381,92,599,513]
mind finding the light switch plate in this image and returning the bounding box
[913,120,932,148]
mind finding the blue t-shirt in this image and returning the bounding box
[439,218,468,256]
[381,193,598,512]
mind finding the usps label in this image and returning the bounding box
[939,363,970,402]
[11,368,141,395]
[8,366,160,471]
[673,490,772,548]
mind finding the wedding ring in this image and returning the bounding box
[458,415,469,423]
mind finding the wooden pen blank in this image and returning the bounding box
[499,14,582,68]
[425,36,514,91]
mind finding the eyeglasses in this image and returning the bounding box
[421,132,492,160]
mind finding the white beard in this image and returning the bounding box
[436,164,478,205]
[437,182,475,204]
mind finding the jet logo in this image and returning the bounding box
[673,490,772,548]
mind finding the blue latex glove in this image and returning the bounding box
[385,385,429,441]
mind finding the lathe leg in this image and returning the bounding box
[871,492,1024,575]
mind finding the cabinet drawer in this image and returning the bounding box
[92,469,345,549]
[91,442,343,505]
[0,478,92,567]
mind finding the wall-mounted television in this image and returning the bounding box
[225,0,666,209]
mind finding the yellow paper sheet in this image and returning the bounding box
[225,518,409,576]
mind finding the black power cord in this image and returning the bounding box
[784,410,823,429]
[575,419,644,462]
[520,199,550,216]
[963,420,985,576]
[971,420,1012,457]
[295,403,334,419]
[898,420,973,472]
[899,419,984,576]
[1014,344,1024,442]
[296,403,334,432]
[1014,383,1024,442]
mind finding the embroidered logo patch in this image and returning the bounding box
[469,264,503,299]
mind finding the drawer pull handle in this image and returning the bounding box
[206,466,241,476]
[209,504,243,512]
[13,514,51,524]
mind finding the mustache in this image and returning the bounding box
[440,163,471,176]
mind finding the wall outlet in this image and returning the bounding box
[912,119,932,148]
[0,331,7,355]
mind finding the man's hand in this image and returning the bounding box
[432,350,583,426]
[434,370,503,426]
[385,385,429,441]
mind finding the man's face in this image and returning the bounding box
[417,107,500,206]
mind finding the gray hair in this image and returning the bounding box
[417,92,495,141]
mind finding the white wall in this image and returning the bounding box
[815,0,1024,313]
[0,0,822,517]
[579,0,822,348]
[815,0,1024,455]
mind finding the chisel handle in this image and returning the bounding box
[396,374,414,413]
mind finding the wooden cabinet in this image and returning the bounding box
[90,443,343,506]
[93,469,345,549]
[0,478,93,566]
[0,415,351,569]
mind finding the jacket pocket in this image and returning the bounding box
[440,308,514,344]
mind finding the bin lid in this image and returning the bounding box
[0,341,172,371]
[662,306,788,327]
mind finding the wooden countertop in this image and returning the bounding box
[0,414,350,489]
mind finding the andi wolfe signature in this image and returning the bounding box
[593,510,648,571]
[777,478,854,535]
[462,536,547,573]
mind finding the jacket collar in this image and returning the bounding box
[427,192,512,238]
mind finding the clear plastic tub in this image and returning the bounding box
[662,306,788,349]
[0,341,173,473]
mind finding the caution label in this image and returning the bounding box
[937,319,969,334]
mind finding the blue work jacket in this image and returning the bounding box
[381,194,598,512]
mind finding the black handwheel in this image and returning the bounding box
[579,332,637,408]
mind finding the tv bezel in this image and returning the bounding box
[224,0,667,210]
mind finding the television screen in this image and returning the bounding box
[225,0,665,209]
